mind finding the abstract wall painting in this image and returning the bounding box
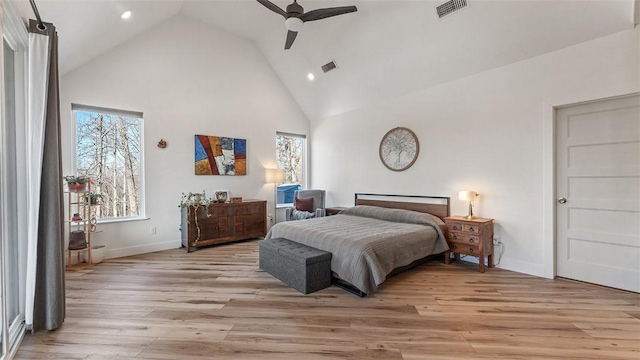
[195,135,247,175]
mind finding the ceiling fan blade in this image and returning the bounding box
[300,6,357,22]
[284,30,298,50]
[256,0,287,18]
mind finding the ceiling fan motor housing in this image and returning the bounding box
[285,0,304,31]
[286,2,304,16]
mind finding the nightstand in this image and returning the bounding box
[443,216,494,273]
[325,207,348,216]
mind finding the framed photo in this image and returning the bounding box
[214,190,230,203]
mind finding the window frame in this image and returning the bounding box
[0,1,28,357]
[71,103,146,223]
[275,131,307,206]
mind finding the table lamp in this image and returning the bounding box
[459,190,478,219]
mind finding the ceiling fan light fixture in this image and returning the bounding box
[256,0,358,49]
[121,10,132,20]
[285,17,304,32]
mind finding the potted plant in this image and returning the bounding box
[64,175,91,192]
[179,191,212,247]
[82,192,102,205]
[71,213,83,221]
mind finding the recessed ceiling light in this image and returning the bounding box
[307,73,315,81]
[121,10,132,20]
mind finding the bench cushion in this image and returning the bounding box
[259,238,332,294]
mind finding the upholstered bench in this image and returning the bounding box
[259,238,332,294]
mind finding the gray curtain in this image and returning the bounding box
[29,19,65,332]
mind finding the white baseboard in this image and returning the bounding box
[494,257,545,278]
[456,251,546,278]
[105,240,182,259]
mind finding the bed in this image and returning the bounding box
[264,193,450,296]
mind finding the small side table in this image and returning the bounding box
[325,207,348,216]
[443,216,494,273]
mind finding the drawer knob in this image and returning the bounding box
[469,238,474,243]
[452,234,457,240]
[452,226,458,230]
[469,227,475,232]
[469,248,474,253]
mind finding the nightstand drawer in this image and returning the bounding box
[449,231,480,245]
[448,242,480,256]
[462,224,480,233]
[447,222,465,232]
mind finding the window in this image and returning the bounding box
[1,2,28,355]
[275,132,306,205]
[73,104,144,221]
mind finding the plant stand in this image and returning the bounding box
[65,180,95,269]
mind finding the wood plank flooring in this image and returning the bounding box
[15,240,640,359]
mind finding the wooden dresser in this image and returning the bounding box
[443,216,494,272]
[181,200,267,252]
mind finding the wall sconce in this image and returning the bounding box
[458,190,478,219]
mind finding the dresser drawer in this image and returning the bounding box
[462,224,481,233]
[448,242,480,256]
[447,222,465,232]
[449,231,480,246]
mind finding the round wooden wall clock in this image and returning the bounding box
[379,127,420,171]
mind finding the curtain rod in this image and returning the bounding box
[29,0,46,30]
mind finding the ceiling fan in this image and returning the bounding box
[257,0,358,50]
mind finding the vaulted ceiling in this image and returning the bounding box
[14,0,637,121]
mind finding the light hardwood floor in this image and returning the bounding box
[16,240,640,359]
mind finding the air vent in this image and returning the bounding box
[436,0,467,18]
[321,60,338,73]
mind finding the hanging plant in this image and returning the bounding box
[179,191,212,247]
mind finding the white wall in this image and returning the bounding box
[311,28,639,277]
[60,15,309,259]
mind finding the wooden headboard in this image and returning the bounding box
[354,193,450,221]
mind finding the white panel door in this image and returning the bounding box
[556,94,640,292]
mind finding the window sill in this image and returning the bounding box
[97,216,150,225]
[276,203,294,209]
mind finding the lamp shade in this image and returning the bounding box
[265,168,284,184]
[458,190,477,202]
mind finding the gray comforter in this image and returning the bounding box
[264,205,449,295]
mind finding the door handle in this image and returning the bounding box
[558,197,567,204]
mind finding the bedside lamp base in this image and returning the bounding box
[466,202,474,219]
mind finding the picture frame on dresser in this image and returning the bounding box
[214,190,229,203]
